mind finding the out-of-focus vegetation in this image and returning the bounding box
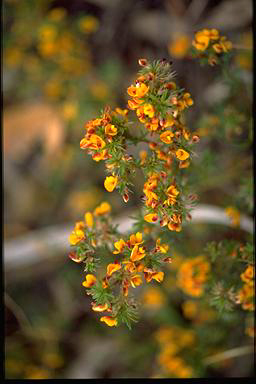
[4,0,253,379]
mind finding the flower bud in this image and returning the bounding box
[163,257,172,263]
[188,194,198,202]
[149,142,157,150]
[192,135,200,143]
[122,192,129,203]
[138,58,148,66]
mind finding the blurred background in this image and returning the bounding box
[3,0,253,378]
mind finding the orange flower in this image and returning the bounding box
[241,265,254,285]
[75,221,85,231]
[192,31,210,51]
[123,260,137,273]
[179,160,190,168]
[94,201,111,216]
[82,274,97,288]
[85,212,94,228]
[113,239,126,254]
[107,263,122,276]
[127,83,149,98]
[80,134,106,150]
[128,99,140,110]
[168,35,191,58]
[183,93,193,107]
[144,213,158,223]
[92,149,108,162]
[168,221,182,232]
[176,149,190,160]
[136,83,149,98]
[160,130,174,144]
[100,316,118,327]
[129,232,144,246]
[130,245,146,262]
[105,124,117,136]
[131,274,143,288]
[104,175,118,192]
[139,150,147,165]
[144,268,164,283]
[127,85,137,97]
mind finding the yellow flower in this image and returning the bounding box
[176,149,190,160]
[62,102,78,120]
[160,130,174,144]
[143,103,155,118]
[5,48,23,67]
[152,271,164,283]
[100,316,117,327]
[182,300,198,319]
[113,239,126,254]
[92,303,109,312]
[115,107,128,116]
[130,245,146,262]
[183,93,194,107]
[144,213,158,223]
[156,238,169,253]
[38,25,57,41]
[177,256,210,297]
[104,175,118,192]
[225,206,240,227]
[168,35,191,58]
[94,201,111,216]
[142,287,166,308]
[69,229,85,245]
[85,212,94,228]
[79,16,99,34]
[82,274,97,288]
[139,150,147,165]
[105,124,117,136]
[90,82,109,100]
[130,274,143,288]
[129,232,144,246]
[107,263,122,276]
[47,7,67,21]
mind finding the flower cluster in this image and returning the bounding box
[80,106,136,198]
[69,201,172,328]
[79,58,199,225]
[177,256,210,297]
[236,265,254,311]
[192,28,232,65]
[154,326,195,378]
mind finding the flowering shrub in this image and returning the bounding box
[69,29,254,340]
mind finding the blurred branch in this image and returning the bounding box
[4,205,253,283]
[204,345,254,366]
